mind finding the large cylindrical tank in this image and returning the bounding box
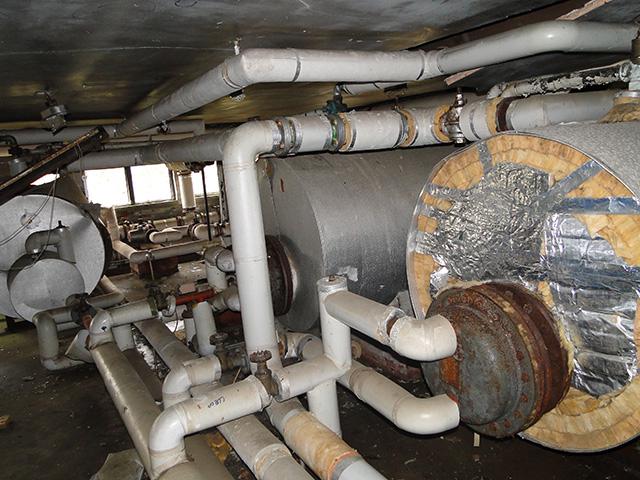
[259,145,454,331]
[407,121,640,452]
[0,176,111,320]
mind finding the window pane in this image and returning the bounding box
[192,165,220,196]
[130,164,173,203]
[84,168,129,207]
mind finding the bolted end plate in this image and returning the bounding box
[422,282,571,438]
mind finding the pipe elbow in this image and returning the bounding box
[394,394,460,435]
[389,314,456,361]
[24,230,49,255]
[88,309,114,347]
[162,365,192,408]
[222,121,279,170]
[149,406,189,477]
[225,49,299,87]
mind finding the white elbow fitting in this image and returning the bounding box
[388,313,457,362]
[149,407,189,477]
[88,309,114,348]
[162,355,222,408]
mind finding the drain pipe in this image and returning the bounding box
[114,21,636,136]
[268,398,386,480]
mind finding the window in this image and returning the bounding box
[130,164,173,203]
[84,168,130,207]
[192,165,220,196]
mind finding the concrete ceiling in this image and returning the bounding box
[0,0,637,127]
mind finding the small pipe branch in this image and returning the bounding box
[340,360,459,435]
[323,288,456,362]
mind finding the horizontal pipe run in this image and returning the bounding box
[340,360,459,435]
[91,342,232,480]
[149,228,185,244]
[323,289,457,362]
[116,21,636,137]
[435,21,638,76]
[0,120,205,146]
[267,398,386,480]
[66,128,232,172]
[218,415,315,480]
[89,299,158,346]
[149,376,271,477]
[113,239,213,264]
[273,354,345,401]
[135,319,197,369]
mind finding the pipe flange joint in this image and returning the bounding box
[418,49,446,80]
[395,108,417,147]
[326,114,346,152]
[273,117,301,156]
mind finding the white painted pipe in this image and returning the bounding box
[148,375,271,477]
[91,341,233,480]
[211,285,240,313]
[323,289,457,362]
[222,110,448,370]
[64,329,94,363]
[184,316,196,347]
[66,128,232,172]
[434,21,638,76]
[114,22,636,137]
[340,359,459,435]
[89,299,159,346]
[148,228,185,244]
[113,239,213,264]
[192,301,216,356]
[1,120,205,146]
[505,90,617,130]
[135,319,197,369]
[267,398,386,480]
[162,355,222,408]
[177,171,196,211]
[113,324,136,351]
[203,246,229,291]
[217,415,314,480]
[273,354,344,401]
[34,310,84,370]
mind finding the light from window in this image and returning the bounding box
[192,165,220,196]
[84,168,130,207]
[31,173,59,186]
[130,164,173,203]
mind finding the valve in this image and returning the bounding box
[249,350,278,396]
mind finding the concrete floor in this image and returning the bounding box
[2,321,640,480]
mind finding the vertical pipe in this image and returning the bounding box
[222,122,283,370]
[200,168,213,241]
[307,380,342,435]
[113,324,135,351]
[177,171,196,211]
[192,302,216,356]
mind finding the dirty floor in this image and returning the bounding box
[2,321,640,480]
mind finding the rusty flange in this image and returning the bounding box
[422,282,570,438]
